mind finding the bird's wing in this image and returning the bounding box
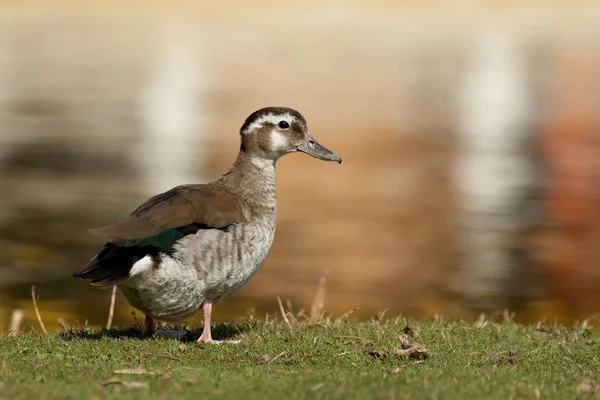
[89,184,246,243]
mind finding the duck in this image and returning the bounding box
[73,106,341,343]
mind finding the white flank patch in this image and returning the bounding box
[129,255,156,277]
[270,129,289,152]
[242,113,293,134]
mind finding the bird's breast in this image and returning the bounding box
[174,217,276,302]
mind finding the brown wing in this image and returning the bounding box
[89,184,246,243]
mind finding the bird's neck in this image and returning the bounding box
[220,152,277,213]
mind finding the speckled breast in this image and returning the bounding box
[193,219,276,304]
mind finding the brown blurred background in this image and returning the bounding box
[1,1,599,330]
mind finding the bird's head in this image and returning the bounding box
[239,107,342,165]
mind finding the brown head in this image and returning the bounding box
[239,107,342,165]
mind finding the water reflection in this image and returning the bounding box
[1,2,600,329]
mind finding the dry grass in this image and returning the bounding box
[106,285,117,330]
[31,286,47,334]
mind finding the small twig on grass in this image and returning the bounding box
[277,296,291,325]
[503,309,515,323]
[267,351,286,364]
[475,313,487,328]
[311,382,327,392]
[57,318,69,331]
[440,330,454,352]
[309,270,329,322]
[285,299,298,323]
[31,286,48,334]
[9,309,24,336]
[336,307,360,323]
[581,312,600,330]
[334,335,367,341]
[114,368,158,375]
[142,353,181,361]
[106,285,117,329]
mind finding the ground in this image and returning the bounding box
[1,315,599,399]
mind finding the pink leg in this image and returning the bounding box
[197,302,241,344]
[197,302,215,343]
[143,316,155,335]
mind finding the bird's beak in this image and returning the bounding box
[297,135,342,164]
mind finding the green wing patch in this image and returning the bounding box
[122,229,185,254]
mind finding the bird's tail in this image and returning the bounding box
[73,243,159,288]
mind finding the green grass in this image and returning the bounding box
[1,316,599,399]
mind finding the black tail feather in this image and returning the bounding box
[73,243,160,288]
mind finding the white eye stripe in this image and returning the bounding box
[242,113,293,134]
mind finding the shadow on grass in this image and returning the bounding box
[59,322,253,343]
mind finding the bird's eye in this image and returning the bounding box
[278,121,290,129]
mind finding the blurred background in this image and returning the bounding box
[1,1,599,330]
